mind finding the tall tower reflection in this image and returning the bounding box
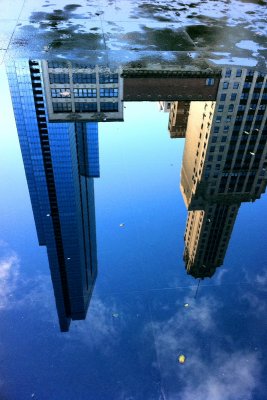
[179,67,267,279]
[6,60,122,331]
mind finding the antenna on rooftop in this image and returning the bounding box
[194,278,201,299]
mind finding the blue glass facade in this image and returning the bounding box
[6,60,99,331]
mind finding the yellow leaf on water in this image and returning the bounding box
[178,354,186,364]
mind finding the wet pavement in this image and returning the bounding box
[0,0,266,65]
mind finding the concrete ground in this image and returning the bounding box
[0,0,266,67]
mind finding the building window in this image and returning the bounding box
[236,69,242,77]
[99,73,119,84]
[73,88,97,98]
[212,136,217,143]
[210,146,215,153]
[218,105,224,112]
[217,155,222,161]
[230,93,237,101]
[225,69,231,77]
[219,146,224,152]
[214,126,219,133]
[206,78,215,86]
[241,93,249,100]
[223,82,229,89]
[72,63,95,69]
[51,88,71,98]
[52,102,72,113]
[233,82,239,89]
[75,102,97,112]
[223,126,229,132]
[100,88,118,97]
[49,73,70,84]
[228,104,234,112]
[221,136,227,142]
[48,61,68,68]
[252,93,260,100]
[100,102,119,112]
[73,73,96,83]
[220,93,227,101]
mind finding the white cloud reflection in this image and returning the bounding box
[0,251,19,309]
[255,269,267,288]
[175,350,261,400]
[69,296,118,348]
[150,289,263,400]
[0,241,55,319]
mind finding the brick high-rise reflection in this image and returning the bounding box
[180,67,267,278]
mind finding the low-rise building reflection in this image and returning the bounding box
[41,60,124,122]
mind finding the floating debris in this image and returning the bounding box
[184,303,189,308]
[112,313,119,318]
[178,354,186,364]
[119,223,125,227]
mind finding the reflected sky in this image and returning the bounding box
[1,60,267,399]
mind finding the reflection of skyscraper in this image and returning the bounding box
[180,67,267,279]
[181,67,267,208]
[7,60,99,331]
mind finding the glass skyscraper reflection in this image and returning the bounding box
[7,60,99,331]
